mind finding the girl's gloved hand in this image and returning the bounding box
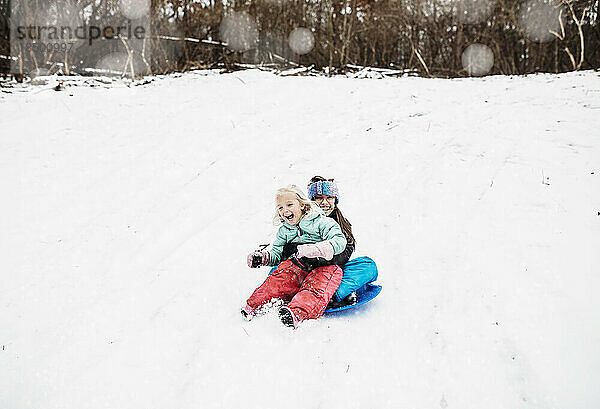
[296,241,334,261]
[247,250,270,268]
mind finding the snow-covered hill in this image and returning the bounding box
[1,70,599,409]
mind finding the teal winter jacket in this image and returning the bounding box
[268,209,347,266]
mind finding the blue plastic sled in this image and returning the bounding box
[324,283,382,314]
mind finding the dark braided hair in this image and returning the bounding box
[308,176,356,246]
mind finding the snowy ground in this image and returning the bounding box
[1,69,599,409]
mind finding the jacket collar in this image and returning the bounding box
[281,208,323,230]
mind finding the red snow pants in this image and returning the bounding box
[246,259,343,322]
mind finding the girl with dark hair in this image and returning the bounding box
[304,176,378,308]
[306,176,355,265]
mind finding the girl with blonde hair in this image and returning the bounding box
[243,185,347,328]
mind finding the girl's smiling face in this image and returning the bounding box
[277,192,304,225]
[312,194,336,216]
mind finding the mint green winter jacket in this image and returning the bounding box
[268,209,347,266]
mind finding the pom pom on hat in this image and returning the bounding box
[307,180,339,203]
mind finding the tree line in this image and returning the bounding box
[0,0,598,79]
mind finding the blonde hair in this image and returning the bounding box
[273,185,321,225]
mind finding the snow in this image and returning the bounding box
[1,69,599,409]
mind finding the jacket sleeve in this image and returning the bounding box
[331,241,354,265]
[299,241,354,271]
[282,237,350,264]
[319,217,347,255]
[268,227,287,266]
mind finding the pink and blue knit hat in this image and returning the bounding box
[307,180,339,203]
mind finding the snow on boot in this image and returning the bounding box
[346,291,357,305]
[327,291,358,309]
[241,304,255,321]
[278,306,298,329]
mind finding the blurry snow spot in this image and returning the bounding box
[462,43,494,76]
[518,0,563,43]
[96,52,145,78]
[288,28,315,55]
[96,52,130,77]
[28,68,51,81]
[119,0,150,20]
[456,0,497,24]
[220,11,259,52]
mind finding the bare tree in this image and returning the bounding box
[1,0,598,78]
